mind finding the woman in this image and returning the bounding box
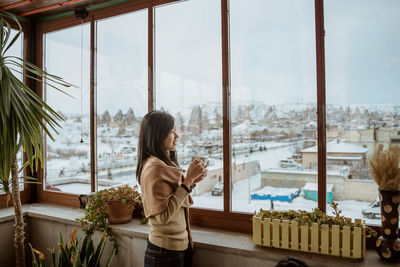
[136,110,207,267]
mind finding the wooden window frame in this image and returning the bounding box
[31,0,380,235]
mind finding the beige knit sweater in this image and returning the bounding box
[140,156,193,251]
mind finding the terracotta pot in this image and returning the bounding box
[106,200,133,224]
[376,189,400,263]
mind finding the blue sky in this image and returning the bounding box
[324,0,400,105]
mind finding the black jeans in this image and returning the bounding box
[144,239,193,267]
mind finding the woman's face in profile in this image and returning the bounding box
[163,125,179,152]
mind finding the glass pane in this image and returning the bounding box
[8,28,23,80]
[325,0,400,225]
[155,0,223,210]
[10,29,24,192]
[0,28,24,194]
[0,148,24,195]
[230,0,317,213]
[97,10,147,191]
[43,24,91,194]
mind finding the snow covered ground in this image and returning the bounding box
[51,141,379,226]
[234,143,295,170]
[55,183,109,194]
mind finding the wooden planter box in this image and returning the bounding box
[252,216,366,259]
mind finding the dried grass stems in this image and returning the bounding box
[369,144,400,190]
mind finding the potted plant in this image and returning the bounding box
[369,144,400,262]
[77,184,146,249]
[0,11,72,267]
[252,201,377,259]
[30,227,116,267]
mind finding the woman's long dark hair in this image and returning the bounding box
[136,110,179,184]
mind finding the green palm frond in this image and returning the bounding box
[0,11,75,194]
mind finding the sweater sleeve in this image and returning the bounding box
[153,185,189,225]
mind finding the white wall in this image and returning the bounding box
[0,219,15,266]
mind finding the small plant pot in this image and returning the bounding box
[376,189,400,263]
[106,200,134,224]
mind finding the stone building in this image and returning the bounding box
[300,139,368,171]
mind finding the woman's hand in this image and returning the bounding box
[192,165,208,184]
[183,159,208,188]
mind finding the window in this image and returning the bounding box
[230,0,317,213]
[325,0,400,224]
[155,0,223,210]
[96,10,148,191]
[0,27,24,195]
[34,0,398,232]
[43,23,91,194]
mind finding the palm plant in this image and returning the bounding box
[0,11,73,267]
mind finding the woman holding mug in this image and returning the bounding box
[136,110,207,267]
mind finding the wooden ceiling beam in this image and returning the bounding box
[19,0,86,17]
[0,0,36,11]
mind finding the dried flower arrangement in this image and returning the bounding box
[256,201,377,238]
[369,144,400,190]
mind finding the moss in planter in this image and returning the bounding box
[255,201,377,238]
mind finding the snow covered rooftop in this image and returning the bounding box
[263,168,341,176]
[303,182,334,192]
[327,155,363,160]
[301,141,368,154]
[252,186,300,197]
